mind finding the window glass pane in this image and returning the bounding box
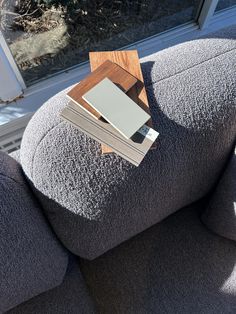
[215,0,236,11]
[0,0,202,85]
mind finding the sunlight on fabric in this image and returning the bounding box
[221,263,236,295]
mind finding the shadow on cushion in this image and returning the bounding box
[80,200,236,314]
[202,147,236,241]
[7,256,96,314]
[0,152,68,312]
[20,25,236,259]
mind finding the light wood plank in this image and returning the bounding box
[89,50,155,154]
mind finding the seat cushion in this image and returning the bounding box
[202,146,236,241]
[7,256,96,314]
[20,25,236,259]
[80,201,236,314]
[0,152,68,312]
[9,149,21,163]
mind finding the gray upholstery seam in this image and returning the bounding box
[29,46,236,178]
[31,120,64,181]
[0,173,24,187]
[145,46,236,87]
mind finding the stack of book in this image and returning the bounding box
[60,53,158,166]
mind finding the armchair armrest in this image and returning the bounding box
[0,152,68,312]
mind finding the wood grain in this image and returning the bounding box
[89,50,155,154]
[67,60,137,120]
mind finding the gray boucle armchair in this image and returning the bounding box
[1,25,236,313]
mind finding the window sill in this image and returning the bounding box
[0,6,235,129]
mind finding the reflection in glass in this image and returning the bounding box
[216,0,236,11]
[0,0,201,85]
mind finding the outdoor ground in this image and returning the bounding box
[0,0,199,85]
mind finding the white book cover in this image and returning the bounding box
[82,77,150,139]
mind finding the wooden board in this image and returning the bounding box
[89,50,155,154]
[67,60,137,120]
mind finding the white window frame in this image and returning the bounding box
[0,31,24,102]
[0,0,235,126]
[198,0,219,28]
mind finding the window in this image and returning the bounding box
[215,0,236,11]
[1,0,202,86]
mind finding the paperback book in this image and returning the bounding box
[61,101,158,166]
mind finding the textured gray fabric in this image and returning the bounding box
[0,152,68,312]
[141,25,236,85]
[80,201,236,314]
[7,257,96,314]
[20,25,236,259]
[9,149,21,163]
[202,146,236,242]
